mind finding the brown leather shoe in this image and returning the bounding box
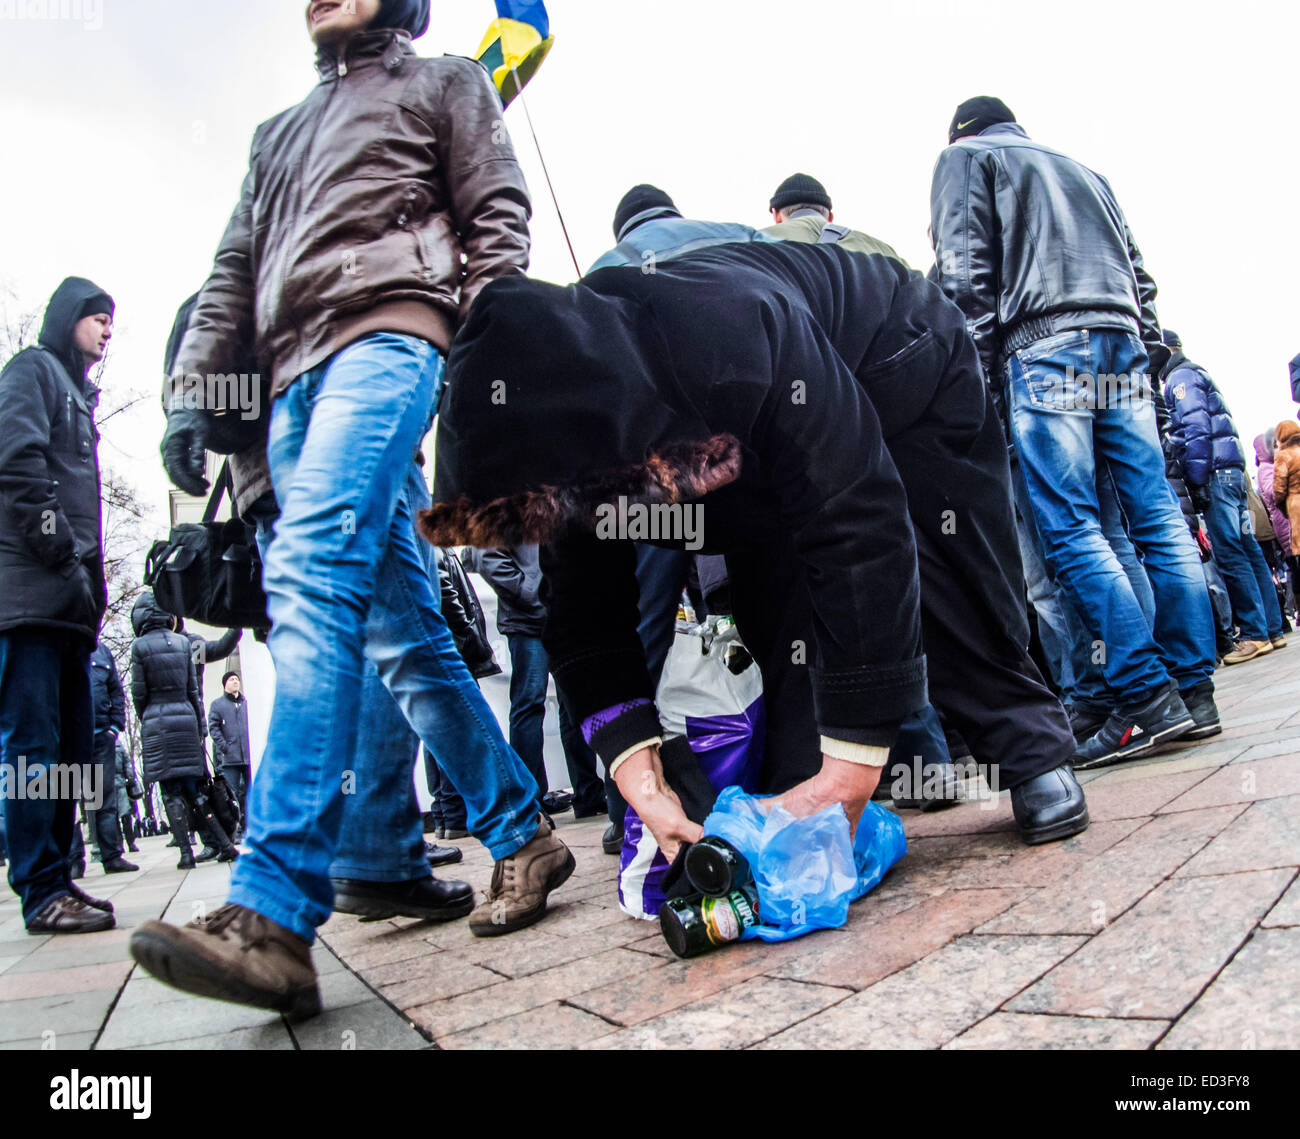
[469,814,575,937]
[129,903,321,1019]
[26,894,115,934]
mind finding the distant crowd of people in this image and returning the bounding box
[2,1,1298,1025]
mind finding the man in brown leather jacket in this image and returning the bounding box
[133,0,573,1019]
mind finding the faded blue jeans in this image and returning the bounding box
[1007,329,1215,703]
[229,333,539,941]
[1203,468,1284,642]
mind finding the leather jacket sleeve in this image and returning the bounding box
[436,549,475,644]
[432,60,532,321]
[1121,213,1169,376]
[202,627,243,662]
[930,147,1001,381]
[171,152,258,388]
[0,356,78,570]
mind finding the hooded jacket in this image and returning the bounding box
[1291,353,1300,405]
[1161,353,1245,487]
[208,690,251,768]
[1255,433,1292,554]
[1274,421,1300,556]
[173,24,531,403]
[425,241,1026,757]
[0,277,110,642]
[930,123,1166,383]
[130,592,207,784]
[91,643,127,737]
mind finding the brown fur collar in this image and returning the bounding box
[420,434,742,548]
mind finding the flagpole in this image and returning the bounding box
[511,65,583,279]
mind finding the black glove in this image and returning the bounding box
[1189,482,1211,515]
[161,404,210,497]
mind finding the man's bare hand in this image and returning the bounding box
[772,755,881,838]
[613,745,703,863]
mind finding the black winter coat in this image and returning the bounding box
[426,241,1024,749]
[208,692,251,767]
[130,593,207,784]
[90,643,127,736]
[0,278,110,642]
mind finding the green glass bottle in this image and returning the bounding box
[659,884,760,959]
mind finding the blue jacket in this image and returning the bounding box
[1162,354,1244,488]
[588,217,774,274]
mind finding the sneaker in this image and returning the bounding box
[1181,682,1222,741]
[469,814,575,937]
[333,875,474,923]
[26,894,115,935]
[1271,634,1288,650]
[1067,702,1112,744]
[69,883,113,913]
[194,846,219,864]
[1073,685,1194,770]
[130,903,321,1018]
[1223,639,1273,665]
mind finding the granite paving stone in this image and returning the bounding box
[1261,876,1300,928]
[435,1000,618,1049]
[1158,929,1300,1049]
[1175,796,1300,877]
[1009,869,1293,1019]
[945,1012,1170,1049]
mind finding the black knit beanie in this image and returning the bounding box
[949,96,1016,143]
[1162,328,1183,350]
[612,185,680,241]
[77,292,114,321]
[770,173,832,214]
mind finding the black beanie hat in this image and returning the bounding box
[612,185,680,241]
[949,96,1016,143]
[1162,328,1182,350]
[770,173,832,214]
[373,0,430,39]
[77,292,114,322]
[222,671,240,686]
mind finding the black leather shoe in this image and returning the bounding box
[217,846,239,863]
[69,882,114,914]
[194,846,219,863]
[1012,765,1090,846]
[443,827,469,840]
[602,822,624,855]
[332,875,474,922]
[103,857,140,874]
[177,851,196,870]
[424,842,463,868]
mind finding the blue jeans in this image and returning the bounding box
[229,333,539,940]
[0,630,93,921]
[1007,329,1215,702]
[507,634,550,796]
[1203,468,1284,641]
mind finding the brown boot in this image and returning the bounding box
[129,903,321,1018]
[469,814,575,937]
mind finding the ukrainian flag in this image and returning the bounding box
[476,1,554,107]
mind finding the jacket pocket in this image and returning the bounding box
[859,331,944,437]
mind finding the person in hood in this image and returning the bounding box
[139,0,567,1020]
[1256,429,1293,563]
[1162,331,1285,661]
[423,240,1091,862]
[129,592,239,870]
[1274,421,1300,580]
[0,277,117,934]
[931,98,1219,771]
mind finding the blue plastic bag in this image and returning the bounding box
[700,786,907,943]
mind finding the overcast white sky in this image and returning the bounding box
[1,0,1297,545]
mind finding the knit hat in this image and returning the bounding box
[612,185,680,241]
[770,173,832,214]
[76,292,114,322]
[949,96,1016,143]
[222,671,240,686]
[1162,328,1183,350]
[372,0,430,38]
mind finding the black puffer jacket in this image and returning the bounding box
[0,277,111,642]
[930,123,1167,383]
[130,592,207,784]
[90,643,127,736]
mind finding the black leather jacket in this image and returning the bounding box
[930,123,1167,384]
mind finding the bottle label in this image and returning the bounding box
[701,889,758,946]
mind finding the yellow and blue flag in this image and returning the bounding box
[476,1,554,107]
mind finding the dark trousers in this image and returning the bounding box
[222,763,251,822]
[507,633,606,814]
[81,731,124,863]
[159,775,233,856]
[423,747,467,831]
[0,630,94,921]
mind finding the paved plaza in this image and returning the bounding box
[2,643,1298,1050]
